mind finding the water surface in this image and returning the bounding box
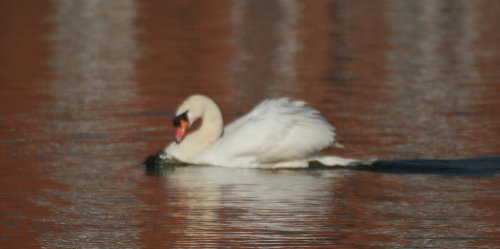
[1,0,499,248]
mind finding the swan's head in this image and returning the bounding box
[172,95,216,143]
[173,111,189,143]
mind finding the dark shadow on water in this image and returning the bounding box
[143,151,187,176]
[352,157,500,177]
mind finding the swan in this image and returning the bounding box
[161,94,362,168]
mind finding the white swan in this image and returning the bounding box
[162,94,361,168]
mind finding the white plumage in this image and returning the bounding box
[164,95,360,168]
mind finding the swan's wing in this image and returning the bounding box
[198,98,336,165]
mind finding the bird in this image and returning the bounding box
[161,94,362,168]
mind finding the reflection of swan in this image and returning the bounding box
[163,95,359,168]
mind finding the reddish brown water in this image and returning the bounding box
[1,0,499,248]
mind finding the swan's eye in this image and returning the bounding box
[173,111,189,127]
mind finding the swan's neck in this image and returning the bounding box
[187,104,223,148]
[166,100,223,162]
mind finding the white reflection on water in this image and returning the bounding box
[38,0,144,248]
[387,0,480,158]
[230,0,300,106]
[159,166,342,246]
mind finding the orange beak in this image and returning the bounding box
[175,119,189,143]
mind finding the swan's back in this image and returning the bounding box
[196,98,336,166]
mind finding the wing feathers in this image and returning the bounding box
[199,98,336,165]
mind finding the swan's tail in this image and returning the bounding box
[310,155,375,167]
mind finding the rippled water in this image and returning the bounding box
[1,0,499,248]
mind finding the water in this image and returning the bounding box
[1,0,499,248]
